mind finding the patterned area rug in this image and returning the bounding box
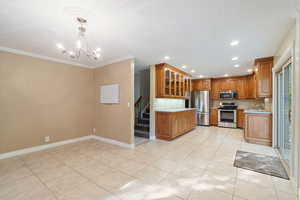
[234,150,289,180]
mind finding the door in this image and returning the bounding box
[276,62,293,166]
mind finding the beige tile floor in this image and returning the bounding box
[0,126,298,200]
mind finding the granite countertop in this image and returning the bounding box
[155,108,197,113]
[244,109,272,114]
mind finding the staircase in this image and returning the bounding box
[134,97,150,138]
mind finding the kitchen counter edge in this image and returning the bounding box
[244,110,272,114]
[155,108,197,113]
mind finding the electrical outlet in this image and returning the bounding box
[93,128,96,134]
[44,136,50,143]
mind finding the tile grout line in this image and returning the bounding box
[46,145,121,198]
[20,155,59,200]
[47,141,150,199]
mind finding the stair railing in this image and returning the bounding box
[135,96,150,125]
[142,103,150,117]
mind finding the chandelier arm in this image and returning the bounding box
[57,17,101,60]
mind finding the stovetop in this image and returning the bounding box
[218,102,238,110]
[218,105,238,110]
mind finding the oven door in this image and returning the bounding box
[218,109,237,128]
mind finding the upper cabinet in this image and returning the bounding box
[156,63,192,98]
[255,57,273,98]
[192,79,211,91]
[194,57,273,100]
[210,76,252,100]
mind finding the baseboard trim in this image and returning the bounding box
[0,135,136,160]
[0,136,93,160]
[149,135,156,140]
[91,135,135,149]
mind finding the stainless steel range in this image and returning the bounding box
[218,102,238,128]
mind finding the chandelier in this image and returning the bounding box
[56,17,102,60]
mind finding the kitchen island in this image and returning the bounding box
[155,108,197,141]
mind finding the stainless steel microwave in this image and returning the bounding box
[219,91,237,100]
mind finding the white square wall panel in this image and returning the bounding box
[100,84,119,104]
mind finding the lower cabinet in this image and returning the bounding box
[244,112,272,146]
[210,109,218,126]
[237,109,245,128]
[155,110,196,140]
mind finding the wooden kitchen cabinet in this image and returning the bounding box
[237,109,245,128]
[210,108,218,126]
[210,76,251,100]
[192,79,211,91]
[156,110,196,140]
[255,57,273,98]
[244,112,272,146]
[211,79,222,100]
[190,57,273,100]
[246,74,257,99]
[236,77,248,99]
[156,63,192,98]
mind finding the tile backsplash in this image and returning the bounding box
[154,98,185,110]
[212,99,266,110]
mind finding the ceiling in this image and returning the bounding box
[0,0,296,77]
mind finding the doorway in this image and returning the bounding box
[134,68,150,145]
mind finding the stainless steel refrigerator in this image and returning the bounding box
[191,91,210,126]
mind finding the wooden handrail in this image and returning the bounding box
[135,96,142,107]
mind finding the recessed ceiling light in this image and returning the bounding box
[182,65,187,69]
[224,74,229,77]
[234,64,240,68]
[230,40,239,46]
[191,69,195,73]
[232,57,239,61]
[247,69,253,73]
[164,56,170,60]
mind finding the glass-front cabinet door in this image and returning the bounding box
[164,68,171,96]
[171,71,175,96]
[180,75,184,97]
[175,73,180,96]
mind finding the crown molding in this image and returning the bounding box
[95,56,135,68]
[0,46,94,68]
